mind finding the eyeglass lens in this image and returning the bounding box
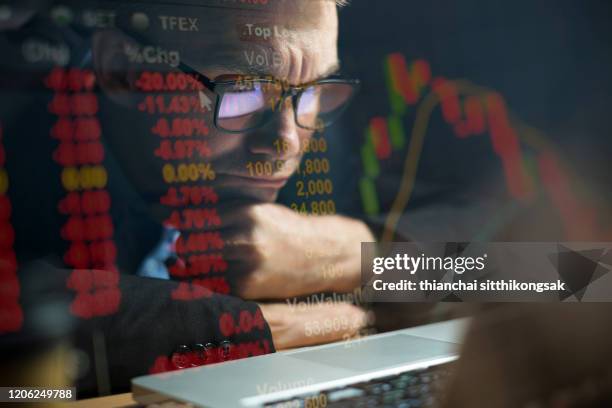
[216,81,355,132]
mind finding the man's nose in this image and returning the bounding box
[247,98,301,160]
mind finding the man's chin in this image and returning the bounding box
[141,184,282,225]
[215,185,281,203]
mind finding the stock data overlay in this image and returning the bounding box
[0,0,610,398]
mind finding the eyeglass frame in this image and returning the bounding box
[115,29,360,133]
[177,61,361,134]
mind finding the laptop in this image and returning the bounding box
[132,319,468,407]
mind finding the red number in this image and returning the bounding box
[219,313,235,337]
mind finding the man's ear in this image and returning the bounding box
[92,30,141,107]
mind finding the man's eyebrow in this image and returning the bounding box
[207,60,342,82]
[215,63,269,77]
[318,61,342,79]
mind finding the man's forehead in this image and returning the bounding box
[232,0,338,29]
[190,0,338,43]
[207,58,341,83]
[184,1,339,82]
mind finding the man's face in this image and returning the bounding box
[97,1,340,205]
[198,1,339,202]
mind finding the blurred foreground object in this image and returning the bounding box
[0,262,74,407]
[440,304,612,407]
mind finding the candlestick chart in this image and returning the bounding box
[359,53,609,242]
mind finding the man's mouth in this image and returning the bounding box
[216,173,291,189]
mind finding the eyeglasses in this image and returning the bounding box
[120,29,359,133]
[180,63,360,133]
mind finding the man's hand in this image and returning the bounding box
[259,302,370,350]
[219,203,373,299]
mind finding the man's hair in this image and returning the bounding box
[336,0,349,5]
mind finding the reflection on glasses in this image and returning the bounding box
[214,77,360,133]
[180,64,360,133]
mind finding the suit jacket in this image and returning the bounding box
[0,17,274,398]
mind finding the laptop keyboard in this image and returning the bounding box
[264,363,453,408]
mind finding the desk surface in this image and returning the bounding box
[69,393,136,408]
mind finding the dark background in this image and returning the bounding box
[281,0,612,240]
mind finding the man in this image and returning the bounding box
[92,0,373,348]
[0,0,373,396]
